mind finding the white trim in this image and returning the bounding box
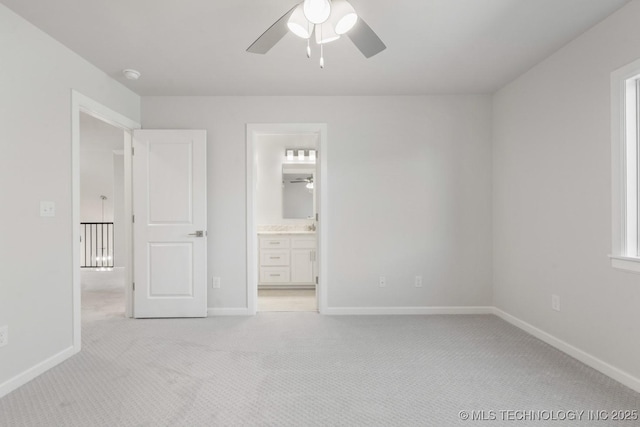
[611,59,640,266]
[71,90,140,351]
[0,346,76,398]
[246,123,328,316]
[493,308,640,394]
[324,306,494,315]
[609,255,640,273]
[207,307,252,316]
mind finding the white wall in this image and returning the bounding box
[493,1,640,380]
[0,4,139,393]
[80,149,115,221]
[142,95,493,310]
[256,133,317,226]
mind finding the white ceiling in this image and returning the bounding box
[2,0,630,96]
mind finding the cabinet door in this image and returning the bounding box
[291,249,314,284]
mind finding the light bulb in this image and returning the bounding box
[303,0,331,24]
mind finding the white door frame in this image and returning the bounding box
[246,123,328,315]
[71,90,141,350]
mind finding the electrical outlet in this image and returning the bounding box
[551,294,560,312]
[212,277,221,289]
[40,201,55,217]
[414,276,423,287]
[379,276,386,287]
[0,326,8,348]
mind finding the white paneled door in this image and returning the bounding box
[133,130,207,318]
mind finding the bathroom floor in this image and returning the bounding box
[258,289,317,312]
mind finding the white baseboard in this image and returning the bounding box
[207,307,251,316]
[493,308,640,394]
[323,306,494,315]
[0,345,76,399]
[206,306,494,316]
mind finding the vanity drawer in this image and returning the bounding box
[260,267,291,283]
[260,237,290,249]
[260,250,290,266]
[291,237,316,249]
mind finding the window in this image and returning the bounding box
[611,58,640,272]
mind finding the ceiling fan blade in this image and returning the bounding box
[347,18,386,58]
[247,5,297,54]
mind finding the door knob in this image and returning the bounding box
[188,230,204,237]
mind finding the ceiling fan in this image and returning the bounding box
[247,0,386,67]
[289,176,315,189]
[290,176,313,184]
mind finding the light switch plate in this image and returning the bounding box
[40,201,55,217]
[0,326,8,348]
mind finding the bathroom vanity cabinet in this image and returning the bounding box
[259,233,316,288]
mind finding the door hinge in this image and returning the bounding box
[315,276,318,285]
[132,214,135,223]
[133,282,135,291]
[132,146,135,155]
[315,213,319,221]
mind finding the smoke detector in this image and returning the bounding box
[122,69,141,80]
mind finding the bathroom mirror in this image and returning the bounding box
[282,171,314,219]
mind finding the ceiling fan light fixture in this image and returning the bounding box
[288,4,313,39]
[330,0,358,34]
[303,0,331,24]
[315,22,340,45]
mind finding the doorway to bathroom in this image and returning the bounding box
[246,123,328,314]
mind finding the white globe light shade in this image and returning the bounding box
[303,0,331,24]
[288,4,312,38]
[330,0,358,34]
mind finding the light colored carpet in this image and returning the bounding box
[1,289,639,426]
[258,289,317,312]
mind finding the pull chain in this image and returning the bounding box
[319,24,324,68]
[307,39,311,58]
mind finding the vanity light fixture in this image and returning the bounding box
[284,149,318,162]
